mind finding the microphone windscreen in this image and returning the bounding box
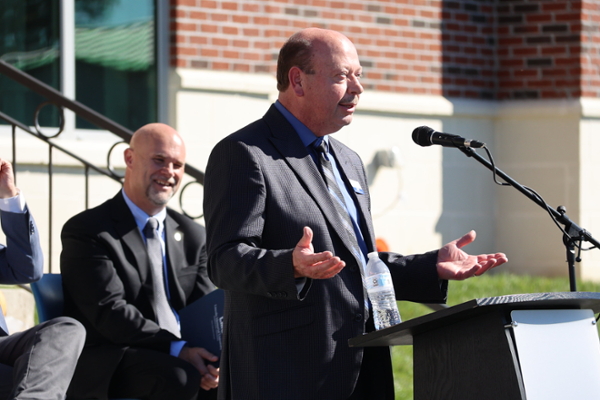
[412,126,435,147]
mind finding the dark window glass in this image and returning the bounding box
[75,0,157,130]
[0,0,61,127]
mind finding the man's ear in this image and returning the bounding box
[124,148,134,167]
[289,67,304,96]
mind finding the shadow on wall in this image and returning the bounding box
[434,120,498,258]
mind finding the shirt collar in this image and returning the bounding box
[274,100,329,149]
[122,189,167,235]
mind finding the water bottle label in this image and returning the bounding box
[366,273,392,290]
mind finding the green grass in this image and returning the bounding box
[391,273,600,400]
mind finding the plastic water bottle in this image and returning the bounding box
[365,252,401,330]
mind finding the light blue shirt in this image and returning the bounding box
[121,189,186,356]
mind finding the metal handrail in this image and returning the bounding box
[0,60,205,272]
[0,60,205,184]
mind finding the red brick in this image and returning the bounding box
[174,34,188,43]
[173,9,187,18]
[264,5,281,13]
[223,26,239,35]
[252,16,271,26]
[232,15,249,23]
[242,3,259,12]
[233,63,250,72]
[175,46,198,56]
[230,37,248,47]
[211,13,228,22]
[243,52,260,61]
[542,3,569,12]
[201,48,219,57]
[542,46,568,55]
[175,22,197,31]
[200,24,218,33]
[189,36,208,45]
[212,38,228,46]
[513,47,539,56]
[514,69,538,77]
[254,41,271,50]
[200,0,217,8]
[222,2,238,11]
[500,37,524,46]
[527,14,552,23]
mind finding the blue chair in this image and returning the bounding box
[30,274,139,400]
[30,273,64,322]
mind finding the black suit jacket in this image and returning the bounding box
[203,105,447,400]
[60,191,215,398]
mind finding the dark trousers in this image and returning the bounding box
[347,317,395,400]
[106,347,217,400]
[0,316,86,400]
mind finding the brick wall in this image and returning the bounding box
[441,1,495,99]
[171,0,446,95]
[171,0,595,101]
[496,0,582,100]
[582,0,600,97]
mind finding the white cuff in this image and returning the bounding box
[0,191,25,213]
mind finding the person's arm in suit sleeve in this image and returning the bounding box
[204,138,302,298]
[0,158,43,284]
[381,230,508,304]
[379,251,447,304]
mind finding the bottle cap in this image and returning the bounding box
[367,252,378,259]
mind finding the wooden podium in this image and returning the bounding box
[349,292,600,400]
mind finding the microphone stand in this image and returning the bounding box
[458,146,600,292]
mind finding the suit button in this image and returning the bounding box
[354,313,363,322]
[267,292,274,297]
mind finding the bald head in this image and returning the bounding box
[276,28,363,136]
[277,28,354,92]
[123,123,186,215]
[129,123,183,151]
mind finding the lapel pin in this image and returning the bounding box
[174,231,183,242]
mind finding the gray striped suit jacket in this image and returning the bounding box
[204,104,447,400]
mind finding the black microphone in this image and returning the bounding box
[412,126,485,148]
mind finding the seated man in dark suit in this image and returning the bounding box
[0,157,86,399]
[60,123,219,400]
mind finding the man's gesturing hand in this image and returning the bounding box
[436,230,508,280]
[292,226,345,279]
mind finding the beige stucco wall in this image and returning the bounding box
[4,69,600,286]
[172,69,600,283]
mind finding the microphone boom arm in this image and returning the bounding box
[458,146,599,291]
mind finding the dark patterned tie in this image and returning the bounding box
[314,139,369,311]
[144,218,180,337]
